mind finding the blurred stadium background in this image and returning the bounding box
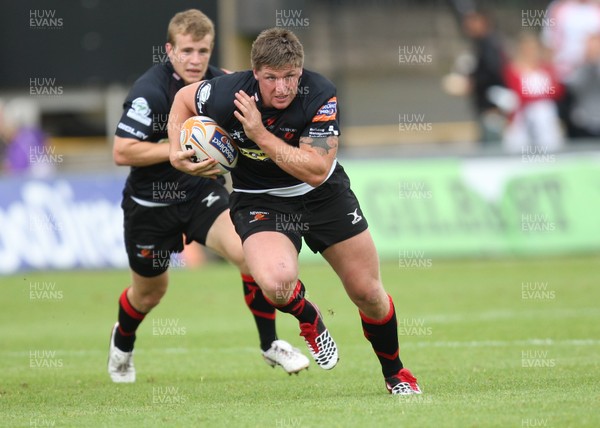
[1,0,599,274]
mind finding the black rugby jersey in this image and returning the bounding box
[194,69,341,193]
[116,61,224,204]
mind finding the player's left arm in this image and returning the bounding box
[234,90,337,187]
[168,82,220,177]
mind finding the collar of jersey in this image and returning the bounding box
[163,60,183,82]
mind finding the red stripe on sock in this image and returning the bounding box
[249,308,277,320]
[118,325,136,337]
[244,283,259,305]
[241,274,255,283]
[290,298,305,316]
[285,280,302,306]
[359,294,395,325]
[119,288,145,320]
[375,349,399,361]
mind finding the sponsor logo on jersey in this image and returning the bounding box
[117,122,148,140]
[239,147,270,161]
[312,97,337,122]
[279,126,298,140]
[279,127,298,133]
[307,125,339,138]
[196,82,211,114]
[265,117,277,130]
[249,211,270,223]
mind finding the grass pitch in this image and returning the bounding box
[1,255,599,427]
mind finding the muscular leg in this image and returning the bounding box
[322,229,402,378]
[322,229,389,319]
[241,231,299,304]
[243,231,337,370]
[203,212,311,372]
[128,270,169,313]
[113,270,168,352]
[205,210,248,272]
[242,231,320,325]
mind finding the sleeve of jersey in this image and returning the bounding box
[301,90,341,139]
[194,80,214,117]
[115,90,156,141]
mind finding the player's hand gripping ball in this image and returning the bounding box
[179,115,238,175]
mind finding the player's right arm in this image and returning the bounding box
[113,93,170,167]
[113,136,170,167]
[168,82,220,177]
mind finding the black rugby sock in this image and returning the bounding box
[114,288,146,352]
[265,280,319,324]
[242,274,278,351]
[360,294,403,378]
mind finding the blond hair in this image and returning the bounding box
[251,28,304,70]
[167,9,215,46]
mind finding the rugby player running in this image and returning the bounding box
[168,27,421,395]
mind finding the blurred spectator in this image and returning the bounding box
[542,0,600,82]
[542,0,600,137]
[1,98,53,177]
[502,32,565,153]
[567,33,600,139]
[0,100,7,166]
[461,10,508,145]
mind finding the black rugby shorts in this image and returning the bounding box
[122,180,230,277]
[230,167,368,254]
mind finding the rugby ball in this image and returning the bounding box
[179,115,238,174]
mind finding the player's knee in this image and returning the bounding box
[132,289,165,312]
[130,273,168,312]
[348,281,385,309]
[253,272,298,301]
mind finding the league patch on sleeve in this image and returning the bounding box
[126,97,152,126]
[312,97,337,122]
[195,81,211,114]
